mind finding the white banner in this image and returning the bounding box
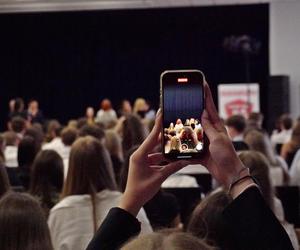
[218,83,260,119]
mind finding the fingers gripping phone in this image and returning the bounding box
[161,70,205,159]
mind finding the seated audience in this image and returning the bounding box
[225,114,249,151]
[29,150,64,218]
[122,114,148,155]
[0,192,53,250]
[133,98,148,119]
[27,99,44,124]
[48,136,151,250]
[271,114,293,151]
[18,135,39,190]
[86,84,293,250]
[24,126,44,151]
[105,129,124,184]
[281,122,300,168]
[244,129,289,185]
[95,99,117,128]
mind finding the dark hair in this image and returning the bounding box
[78,124,105,142]
[11,116,26,133]
[62,136,117,232]
[187,190,233,249]
[14,97,24,112]
[280,114,293,130]
[0,192,53,250]
[122,114,146,155]
[3,131,18,146]
[45,120,62,142]
[24,126,44,151]
[61,127,78,146]
[30,150,64,217]
[17,136,38,168]
[225,115,246,133]
[0,165,10,198]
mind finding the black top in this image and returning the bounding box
[232,141,249,152]
[86,187,293,250]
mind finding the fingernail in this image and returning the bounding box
[156,109,161,117]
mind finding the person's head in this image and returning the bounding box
[67,119,78,129]
[78,124,105,143]
[0,192,53,250]
[24,126,44,151]
[225,115,246,139]
[46,120,62,141]
[62,136,117,198]
[238,151,274,210]
[122,114,147,155]
[18,136,39,169]
[121,100,132,114]
[247,112,264,129]
[28,100,39,112]
[101,99,112,111]
[170,136,181,152]
[133,98,148,118]
[187,190,233,248]
[279,114,293,131]
[11,116,26,134]
[3,131,18,146]
[61,127,78,146]
[0,165,10,198]
[244,130,277,166]
[86,106,95,119]
[0,135,4,164]
[122,231,212,250]
[14,97,24,112]
[30,150,64,213]
[105,129,123,160]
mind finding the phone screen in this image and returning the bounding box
[161,70,204,159]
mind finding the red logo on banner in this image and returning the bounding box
[225,99,253,116]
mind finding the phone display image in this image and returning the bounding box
[161,70,204,158]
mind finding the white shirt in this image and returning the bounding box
[162,174,199,188]
[4,145,18,168]
[48,190,152,250]
[271,129,292,146]
[95,109,117,127]
[43,138,65,154]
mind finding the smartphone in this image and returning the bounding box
[161,69,205,159]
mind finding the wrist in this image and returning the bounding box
[118,193,143,217]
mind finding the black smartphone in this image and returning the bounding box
[161,69,205,159]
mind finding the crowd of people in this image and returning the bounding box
[0,84,300,250]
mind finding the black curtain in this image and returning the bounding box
[0,4,269,130]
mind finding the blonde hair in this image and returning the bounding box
[244,130,278,166]
[170,136,181,151]
[122,231,212,250]
[133,98,146,114]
